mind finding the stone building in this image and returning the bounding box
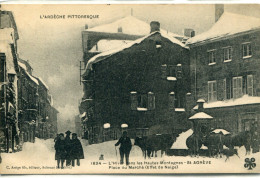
[186,12,260,135]
[81,22,191,144]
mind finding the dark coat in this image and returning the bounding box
[64,136,71,159]
[70,138,84,159]
[55,139,66,160]
[115,136,132,153]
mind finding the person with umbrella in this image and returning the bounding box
[115,131,132,165]
[70,133,84,166]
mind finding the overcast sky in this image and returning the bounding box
[1,4,260,132]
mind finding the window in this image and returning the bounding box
[208,81,217,102]
[208,50,216,64]
[247,75,253,96]
[242,43,252,58]
[168,65,175,77]
[138,94,147,108]
[223,78,227,100]
[147,92,155,110]
[233,76,243,99]
[223,47,232,62]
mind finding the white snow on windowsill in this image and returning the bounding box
[167,76,177,81]
[193,95,260,109]
[137,107,148,111]
[243,55,252,59]
[175,108,185,112]
[208,62,216,66]
[224,59,232,63]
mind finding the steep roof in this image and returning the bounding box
[86,31,188,70]
[86,16,185,39]
[89,39,133,53]
[186,12,260,45]
[18,61,39,85]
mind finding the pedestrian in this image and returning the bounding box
[115,131,132,165]
[71,133,84,166]
[65,130,72,166]
[54,133,66,169]
[54,134,59,142]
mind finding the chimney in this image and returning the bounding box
[184,28,195,38]
[150,21,160,33]
[85,24,88,29]
[215,4,224,22]
[197,99,205,112]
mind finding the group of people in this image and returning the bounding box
[54,130,84,169]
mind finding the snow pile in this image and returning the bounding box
[86,31,187,70]
[211,129,230,135]
[86,16,184,39]
[89,39,133,53]
[189,112,213,120]
[171,129,193,149]
[193,95,260,109]
[167,76,177,81]
[187,12,260,44]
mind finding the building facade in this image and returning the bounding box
[81,22,191,144]
[0,10,20,153]
[186,12,260,136]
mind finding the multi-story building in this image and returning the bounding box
[17,59,39,144]
[186,12,260,135]
[81,22,191,144]
[0,10,20,153]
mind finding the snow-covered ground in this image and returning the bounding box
[0,136,259,174]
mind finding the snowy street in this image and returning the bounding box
[1,132,259,174]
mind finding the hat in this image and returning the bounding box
[65,130,71,134]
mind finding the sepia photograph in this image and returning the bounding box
[0,3,259,174]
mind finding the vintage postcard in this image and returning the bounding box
[0,3,259,174]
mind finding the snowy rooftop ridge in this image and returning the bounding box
[89,39,133,53]
[38,77,49,90]
[86,16,185,39]
[18,62,39,85]
[186,12,260,45]
[193,95,260,110]
[189,112,213,120]
[86,31,187,70]
[0,28,15,44]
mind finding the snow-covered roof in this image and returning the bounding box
[18,62,39,85]
[0,29,16,76]
[86,31,187,70]
[86,16,185,39]
[89,39,133,53]
[193,95,260,109]
[189,112,213,120]
[38,77,49,90]
[187,12,260,45]
[0,28,14,44]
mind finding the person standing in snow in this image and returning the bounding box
[70,133,84,166]
[115,131,132,165]
[64,130,72,166]
[54,133,66,169]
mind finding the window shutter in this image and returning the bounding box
[243,75,247,95]
[130,92,137,110]
[148,92,155,110]
[161,64,167,79]
[169,92,175,109]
